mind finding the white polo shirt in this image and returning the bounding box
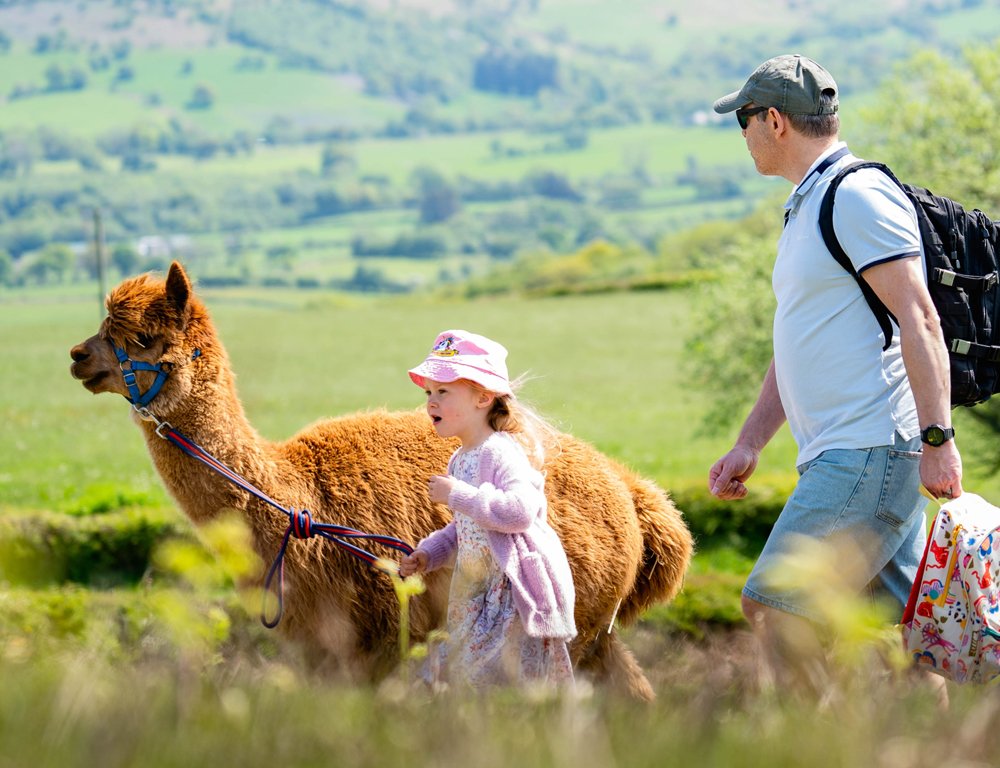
[773,142,922,466]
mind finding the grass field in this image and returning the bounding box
[6,277,999,517]
[0,283,800,513]
[24,119,767,186]
[0,43,404,137]
[2,624,994,768]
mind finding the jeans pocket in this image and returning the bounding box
[874,448,922,528]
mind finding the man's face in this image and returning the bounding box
[740,103,780,177]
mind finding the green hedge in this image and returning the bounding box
[670,479,791,553]
[0,480,791,636]
[638,481,793,632]
[0,508,190,588]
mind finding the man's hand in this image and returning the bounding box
[921,442,964,500]
[709,445,759,500]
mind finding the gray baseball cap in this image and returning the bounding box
[713,54,838,115]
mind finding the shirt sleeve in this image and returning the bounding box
[832,168,922,274]
[418,521,457,572]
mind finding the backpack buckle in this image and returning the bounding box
[936,268,957,287]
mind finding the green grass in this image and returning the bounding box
[0,285,803,512]
[0,631,979,768]
[0,84,159,137]
[11,280,1000,513]
[67,121,757,186]
[119,46,404,134]
[0,43,406,137]
[348,123,756,185]
[515,0,804,56]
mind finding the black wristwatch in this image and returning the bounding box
[920,424,955,447]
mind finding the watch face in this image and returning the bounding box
[925,427,945,446]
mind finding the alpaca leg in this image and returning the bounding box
[575,629,655,702]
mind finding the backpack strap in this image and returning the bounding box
[818,160,902,352]
[950,338,1000,362]
[933,267,999,292]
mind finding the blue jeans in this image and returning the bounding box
[743,433,927,621]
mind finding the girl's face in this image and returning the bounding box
[423,378,494,447]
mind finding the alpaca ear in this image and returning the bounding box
[165,261,191,315]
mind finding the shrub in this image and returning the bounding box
[670,479,792,552]
[0,508,189,588]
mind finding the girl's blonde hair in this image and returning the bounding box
[470,376,559,469]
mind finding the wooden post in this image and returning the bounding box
[93,208,106,318]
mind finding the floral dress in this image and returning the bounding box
[437,446,574,689]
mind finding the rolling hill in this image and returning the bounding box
[1,0,999,291]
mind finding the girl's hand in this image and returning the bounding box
[428,474,456,505]
[400,549,429,577]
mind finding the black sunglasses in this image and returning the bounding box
[736,105,770,129]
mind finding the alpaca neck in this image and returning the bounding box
[137,366,286,529]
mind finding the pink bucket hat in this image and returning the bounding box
[408,329,514,396]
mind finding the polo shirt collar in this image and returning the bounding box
[783,141,850,217]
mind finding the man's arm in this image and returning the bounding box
[863,256,963,498]
[709,359,787,500]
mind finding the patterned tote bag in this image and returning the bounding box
[901,493,1000,683]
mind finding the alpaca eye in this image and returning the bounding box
[136,333,154,350]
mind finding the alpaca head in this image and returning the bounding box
[70,261,217,414]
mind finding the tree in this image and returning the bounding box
[320,143,354,177]
[473,50,558,96]
[0,134,35,177]
[25,244,73,285]
[857,46,1000,211]
[412,167,460,224]
[186,84,215,110]
[0,249,11,286]
[527,170,583,202]
[683,218,780,434]
[111,243,140,277]
[44,64,66,92]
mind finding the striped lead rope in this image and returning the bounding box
[138,406,414,627]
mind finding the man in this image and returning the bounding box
[707,54,963,683]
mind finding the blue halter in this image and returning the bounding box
[114,345,201,408]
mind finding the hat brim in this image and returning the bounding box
[408,359,513,397]
[713,89,746,114]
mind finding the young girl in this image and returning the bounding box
[399,329,576,688]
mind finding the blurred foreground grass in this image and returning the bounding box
[2,611,997,768]
[2,521,998,768]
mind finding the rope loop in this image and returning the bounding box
[289,509,313,539]
[261,525,294,629]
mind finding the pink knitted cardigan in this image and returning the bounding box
[417,431,577,640]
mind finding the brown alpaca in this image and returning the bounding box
[69,262,693,699]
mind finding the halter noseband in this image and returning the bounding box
[114,345,201,408]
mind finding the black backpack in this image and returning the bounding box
[819,161,1000,408]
